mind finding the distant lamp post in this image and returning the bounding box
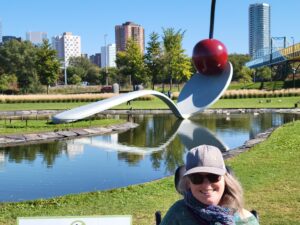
[104,34,108,86]
[292,67,296,89]
[64,61,68,85]
[60,60,68,85]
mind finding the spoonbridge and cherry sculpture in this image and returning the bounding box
[52,0,231,124]
[52,63,232,123]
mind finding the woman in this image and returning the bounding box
[160,145,259,225]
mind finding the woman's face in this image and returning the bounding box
[188,173,225,205]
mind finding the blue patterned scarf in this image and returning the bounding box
[184,190,235,225]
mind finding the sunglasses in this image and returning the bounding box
[188,173,221,185]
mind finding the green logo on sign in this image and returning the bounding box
[70,220,86,225]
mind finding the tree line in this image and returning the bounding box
[0,28,272,94]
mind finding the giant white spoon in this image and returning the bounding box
[52,62,232,123]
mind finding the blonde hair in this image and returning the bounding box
[178,172,244,212]
[220,173,244,211]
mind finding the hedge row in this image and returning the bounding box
[0,94,155,104]
[0,90,299,103]
[221,89,300,99]
[221,92,300,99]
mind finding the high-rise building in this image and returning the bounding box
[90,53,101,67]
[101,43,116,68]
[26,32,47,45]
[0,19,2,44]
[52,32,81,65]
[2,36,22,43]
[249,3,271,58]
[115,21,145,53]
[81,53,88,59]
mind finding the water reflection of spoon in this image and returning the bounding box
[176,120,228,151]
[69,119,227,155]
[52,64,232,123]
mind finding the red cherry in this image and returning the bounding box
[192,39,228,75]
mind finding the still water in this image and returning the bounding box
[0,113,298,202]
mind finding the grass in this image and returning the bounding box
[211,96,300,109]
[0,96,299,112]
[226,120,300,224]
[0,99,169,111]
[0,120,299,225]
[0,102,86,111]
[0,119,125,135]
[228,80,300,90]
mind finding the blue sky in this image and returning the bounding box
[0,0,299,56]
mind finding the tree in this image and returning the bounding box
[255,66,272,89]
[66,66,85,84]
[0,40,42,93]
[162,28,192,91]
[69,74,82,85]
[238,66,254,88]
[145,32,163,89]
[228,54,251,81]
[36,39,60,94]
[116,39,148,87]
[86,66,101,85]
[99,67,121,85]
[68,56,100,84]
[0,73,18,94]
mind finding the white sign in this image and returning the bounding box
[18,216,132,225]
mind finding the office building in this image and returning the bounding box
[115,21,145,53]
[52,32,81,65]
[101,43,116,68]
[2,36,22,43]
[249,3,271,58]
[0,19,2,44]
[81,53,88,59]
[26,32,47,45]
[90,53,101,67]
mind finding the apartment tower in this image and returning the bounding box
[115,21,145,53]
[26,32,47,45]
[249,3,271,58]
[101,43,116,68]
[52,32,81,65]
[0,19,2,44]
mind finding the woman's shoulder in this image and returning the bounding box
[165,199,187,213]
[234,209,259,225]
[240,209,255,218]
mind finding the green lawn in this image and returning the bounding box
[0,96,299,111]
[212,96,300,109]
[226,121,300,224]
[228,80,300,90]
[0,120,299,225]
[0,119,125,135]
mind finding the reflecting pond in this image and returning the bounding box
[0,112,298,202]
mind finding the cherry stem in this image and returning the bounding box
[209,0,216,39]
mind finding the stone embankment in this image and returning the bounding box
[223,127,275,159]
[0,108,299,118]
[0,122,139,147]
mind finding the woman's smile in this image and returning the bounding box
[189,173,225,205]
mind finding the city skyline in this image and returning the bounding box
[1,0,299,56]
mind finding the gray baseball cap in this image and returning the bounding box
[184,145,226,176]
